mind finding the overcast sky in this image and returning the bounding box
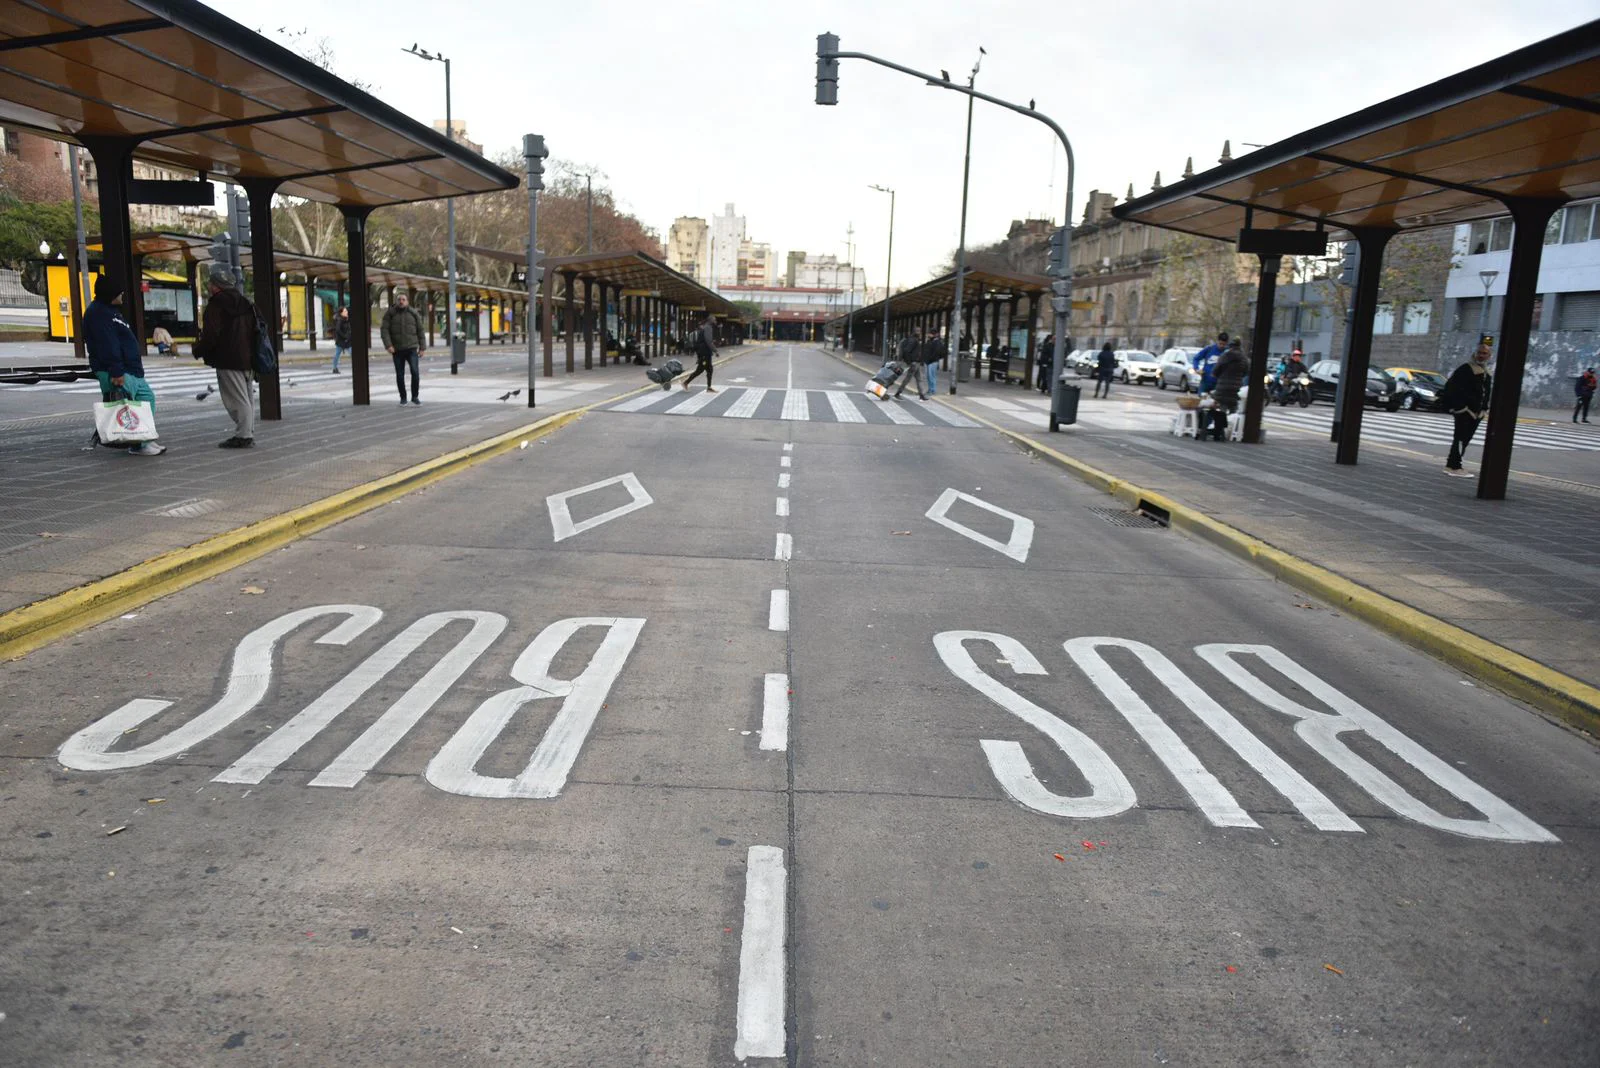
[206,0,1593,290]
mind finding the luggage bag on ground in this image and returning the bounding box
[646,358,685,388]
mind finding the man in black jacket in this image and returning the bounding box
[1441,340,1493,476]
[1205,338,1250,441]
[894,329,927,400]
[1093,343,1117,398]
[193,269,259,448]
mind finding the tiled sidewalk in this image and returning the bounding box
[0,349,752,615]
[824,346,1600,690]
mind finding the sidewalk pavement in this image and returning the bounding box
[0,347,751,617]
[824,346,1600,695]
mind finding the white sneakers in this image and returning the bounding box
[131,441,167,456]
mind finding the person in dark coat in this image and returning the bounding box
[1205,338,1250,440]
[331,306,352,373]
[193,268,259,448]
[1093,342,1117,398]
[1440,340,1493,476]
[1574,366,1596,423]
[894,329,927,400]
[84,275,166,455]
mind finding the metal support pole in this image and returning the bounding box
[68,144,90,357]
[241,177,283,420]
[1478,199,1562,500]
[340,206,372,406]
[870,184,895,365]
[949,60,979,392]
[1242,255,1280,444]
[1334,227,1396,465]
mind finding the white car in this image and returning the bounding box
[1158,347,1204,391]
[1118,350,1161,385]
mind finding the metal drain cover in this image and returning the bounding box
[1087,507,1165,528]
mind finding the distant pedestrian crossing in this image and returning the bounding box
[602,386,979,428]
[0,365,343,396]
[1264,407,1600,453]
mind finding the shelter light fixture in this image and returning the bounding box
[38,240,50,256]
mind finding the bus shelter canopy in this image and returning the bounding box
[0,0,518,207]
[539,251,744,320]
[1113,20,1600,239]
[830,266,1052,329]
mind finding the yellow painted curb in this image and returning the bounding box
[941,397,1600,736]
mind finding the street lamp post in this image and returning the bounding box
[1477,268,1499,343]
[869,184,894,366]
[403,44,459,374]
[525,134,548,409]
[844,222,855,353]
[950,48,983,389]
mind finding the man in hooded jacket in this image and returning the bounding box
[84,276,166,456]
[1440,340,1493,476]
[193,268,258,448]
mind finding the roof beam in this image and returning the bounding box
[1307,150,1505,198]
[1498,84,1600,117]
[281,153,443,183]
[151,104,345,139]
[0,17,169,53]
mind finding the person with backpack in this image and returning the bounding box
[893,329,927,400]
[681,312,718,391]
[1574,366,1596,423]
[192,268,258,448]
[381,293,427,405]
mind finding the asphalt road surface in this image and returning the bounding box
[2,346,1596,1067]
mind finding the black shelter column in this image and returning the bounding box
[305,274,318,350]
[1334,227,1395,465]
[1242,255,1280,444]
[241,177,283,420]
[563,271,577,373]
[583,278,594,369]
[340,206,372,406]
[78,137,137,321]
[1479,198,1563,501]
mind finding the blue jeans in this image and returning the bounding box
[333,343,348,371]
[926,361,938,393]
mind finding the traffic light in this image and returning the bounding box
[816,33,839,105]
[523,133,548,192]
[208,231,232,273]
[1046,227,1067,276]
[229,190,252,248]
[1337,240,1358,286]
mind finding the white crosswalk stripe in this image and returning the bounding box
[781,389,810,421]
[602,386,971,428]
[1,366,345,395]
[1264,408,1600,452]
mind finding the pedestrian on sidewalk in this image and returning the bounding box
[1037,334,1055,393]
[331,306,352,374]
[1574,366,1595,423]
[894,329,928,400]
[681,313,719,392]
[193,269,257,449]
[1205,337,1249,440]
[1093,342,1117,398]
[84,276,166,456]
[1441,340,1494,476]
[381,293,426,405]
[922,330,948,395]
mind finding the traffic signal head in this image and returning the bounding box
[524,134,548,191]
[229,190,252,247]
[1046,227,1068,276]
[1338,240,1358,285]
[816,33,839,106]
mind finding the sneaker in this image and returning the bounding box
[220,437,254,449]
[411,397,421,406]
[398,398,408,405]
[1443,467,1471,477]
[705,387,716,393]
[918,394,928,401]
[131,441,166,456]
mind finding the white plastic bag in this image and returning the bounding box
[93,398,158,443]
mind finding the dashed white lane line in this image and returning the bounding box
[778,473,791,489]
[774,533,792,561]
[760,674,790,752]
[735,844,788,1059]
[776,497,789,517]
[780,455,792,468]
[768,590,789,631]
[782,443,793,452]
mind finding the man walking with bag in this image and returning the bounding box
[193,268,258,449]
[893,329,927,400]
[381,293,427,405]
[84,276,166,456]
[681,313,719,392]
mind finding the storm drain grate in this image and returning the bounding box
[1087,506,1166,529]
[146,497,223,519]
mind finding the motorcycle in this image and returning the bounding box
[1275,371,1313,407]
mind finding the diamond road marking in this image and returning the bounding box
[926,488,1035,562]
[546,472,654,542]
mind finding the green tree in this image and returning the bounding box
[1147,232,1250,341]
[0,195,80,274]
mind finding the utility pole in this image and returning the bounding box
[524,134,548,409]
[845,221,855,353]
[403,45,459,373]
[584,173,594,253]
[869,184,894,365]
[950,47,982,391]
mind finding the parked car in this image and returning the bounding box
[1307,360,1403,411]
[1118,350,1161,385]
[1157,347,1203,391]
[1386,367,1448,410]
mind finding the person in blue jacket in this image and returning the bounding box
[1191,331,1229,390]
[84,276,166,455]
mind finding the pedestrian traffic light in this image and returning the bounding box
[209,232,231,273]
[1338,240,1358,286]
[229,190,252,247]
[523,134,548,192]
[1046,227,1068,276]
[816,33,839,106]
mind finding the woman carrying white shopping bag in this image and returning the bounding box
[84,275,166,456]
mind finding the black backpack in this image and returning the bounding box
[250,307,277,377]
[694,330,713,359]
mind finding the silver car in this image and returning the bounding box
[1158,347,1204,391]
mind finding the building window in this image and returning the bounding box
[1402,301,1432,335]
[1556,291,1600,331]
[1103,292,1116,322]
[1545,213,1563,245]
[1302,307,1323,333]
[1469,220,1491,255]
[1491,218,1513,251]
[1372,303,1394,334]
[1561,203,1594,244]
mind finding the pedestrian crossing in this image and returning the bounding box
[601,386,979,428]
[1263,408,1600,452]
[0,364,343,396]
